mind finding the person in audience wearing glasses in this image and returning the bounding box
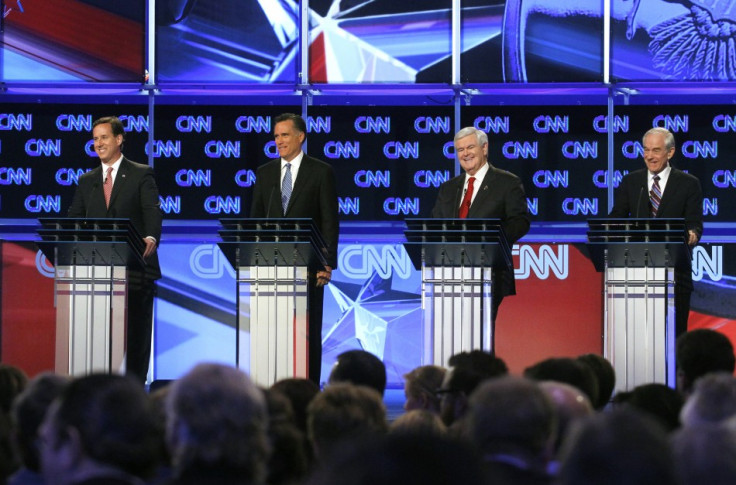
[431,126,530,326]
[609,127,703,337]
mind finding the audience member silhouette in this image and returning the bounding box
[38,373,160,485]
[389,409,446,438]
[676,328,735,397]
[679,372,736,428]
[467,376,556,485]
[671,423,736,485]
[523,357,599,407]
[303,433,487,485]
[8,373,69,485]
[576,353,616,410]
[269,378,319,436]
[538,381,593,458]
[165,363,269,485]
[557,408,678,485]
[0,364,28,483]
[328,350,387,396]
[402,365,446,414]
[262,388,309,485]
[438,350,508,429]
[306,383,387,462]
[612,383,684,432]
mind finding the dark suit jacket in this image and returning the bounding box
[68,157,163,279]
[250,154,339,268]
[431,164,530,297]
[609,167,703,290]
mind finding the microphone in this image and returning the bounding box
[636,184,646,219]
[86,182,100,219]
[266,184,276,219]
[454,184,462,218]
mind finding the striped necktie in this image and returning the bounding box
[650,175,661,217]
[282,162,292,214]
[103,166,113,208]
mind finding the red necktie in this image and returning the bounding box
[458,177,475,219]
[104,166,113,208]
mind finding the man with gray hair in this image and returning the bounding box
[610,127,703,336]
[431,126,530,321]
[165,363,270,484]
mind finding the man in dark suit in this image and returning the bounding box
[431,126,530,322]
[250,113,339,384]
[610,127,703,337]
[68,116,162,384]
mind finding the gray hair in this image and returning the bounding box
[643,127,675,151]
[454,127,488,147]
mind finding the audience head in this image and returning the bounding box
[538,381,593,455]
[676,329,735,396]
[307,383,387,460]
[328,350,387,396]
[38,373,160,484]
[439,350,508,427]
[680,372,736,428]
[0,364,28,415]
[612,383,683,432]
[467,376,556,466]
[165,363,269,481]
[270,377,320,434]
[304,433,487,485]
[557,408,677,485]
[402,365,446,413]
[524,357,599,406]
[577,353,616,409]
[389,409,446,438]
[10,373,69,473]
[263,387,310,485]
[672,424,736,485]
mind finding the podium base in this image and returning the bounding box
[55,265,127,376]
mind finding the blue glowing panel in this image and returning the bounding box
[307,105,455,221]
[151,105,296,219]
[0,103,148,218]
[156,0,298,83]
[612,0,736,81]
[462,105,608,221]
[614,105,736,221]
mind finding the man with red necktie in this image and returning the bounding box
[610,127,703,337]
[431,126,530,321]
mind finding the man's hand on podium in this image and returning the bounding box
[687,230,699,247]
[316,266,332,287]
[143,237,157,259]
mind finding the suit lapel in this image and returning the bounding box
[466,167,495,218]
[284,156,310,215]
[107,158,129,211]
[656,169,679,215]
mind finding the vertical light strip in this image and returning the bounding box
[301,1,310,85]
[147,0,155,170]
[147,0,156,85]
[603,0,611,84]
[452,0,461,84]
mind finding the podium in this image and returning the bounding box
[403,219,512,367]
[36,218,145,376]
[587,218,691,392]
[218,218,329,386]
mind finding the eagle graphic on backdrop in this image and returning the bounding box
[627,0,736,80]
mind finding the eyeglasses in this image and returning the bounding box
[434,388,460,398]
